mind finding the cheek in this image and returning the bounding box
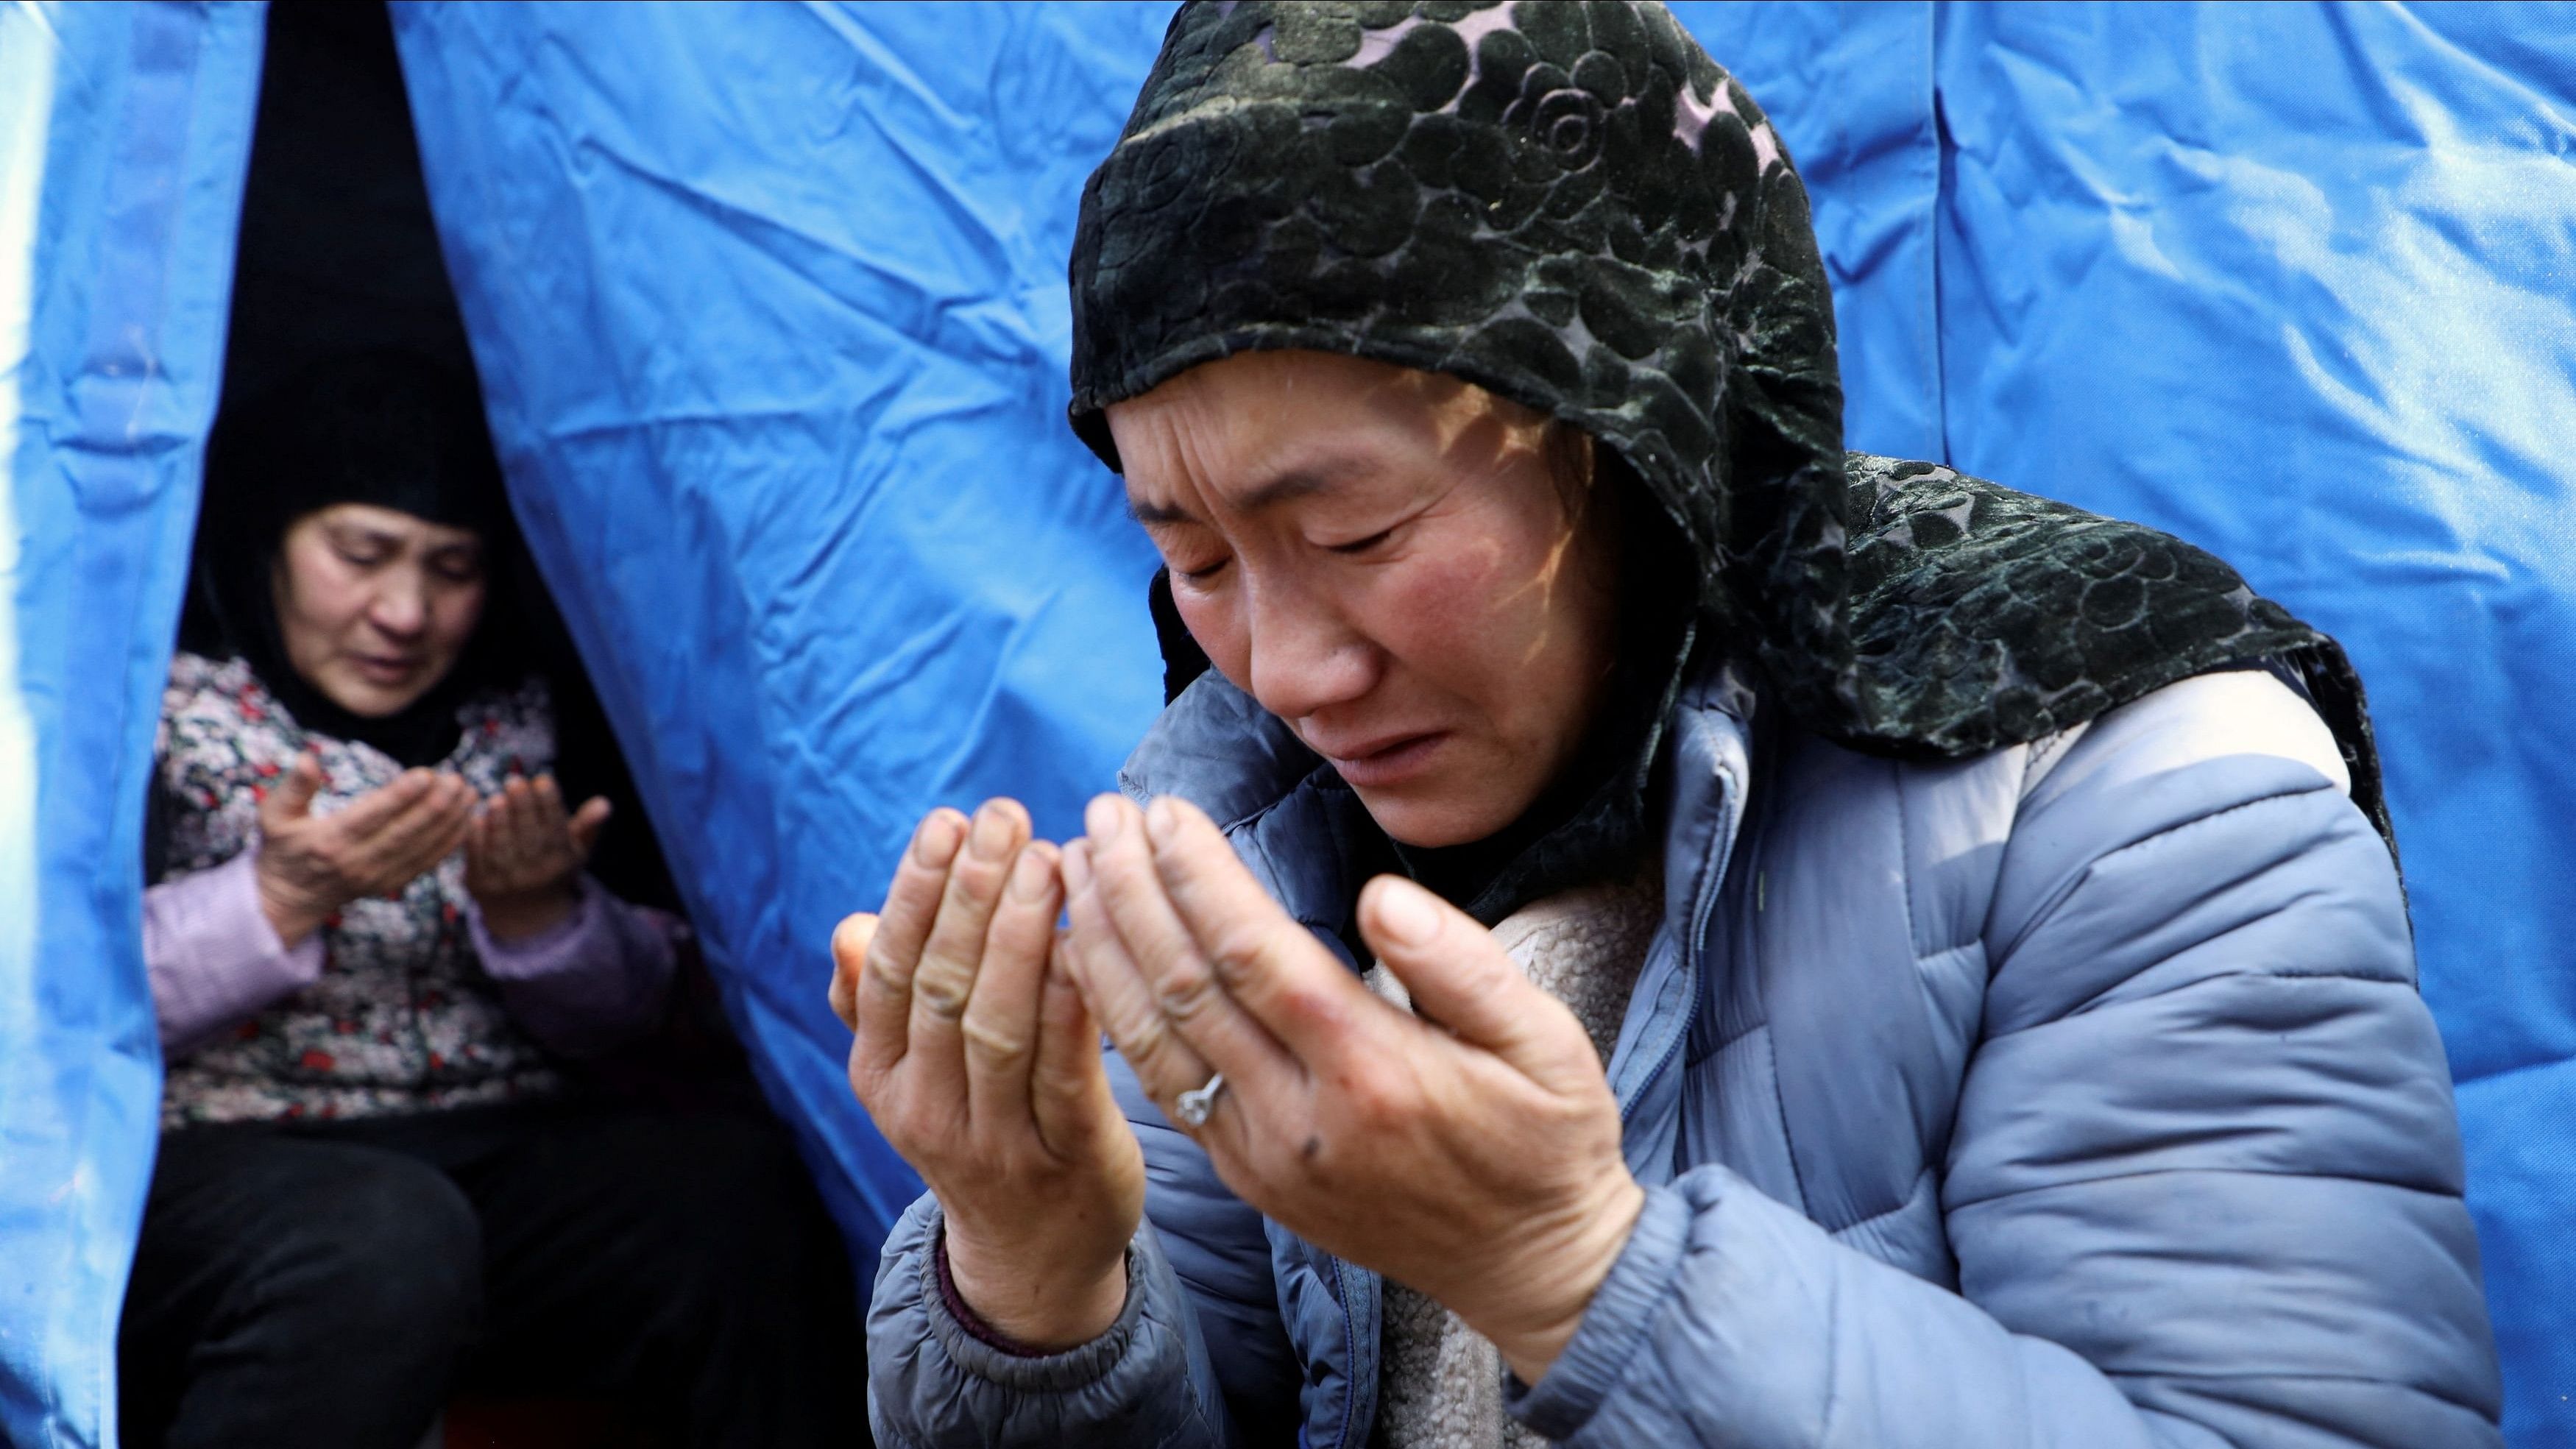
[1171,586,1248,681]
[429,584,487,656]
[1369,538,1535,681]
[1372,522,1608,748]
[277,559,371,640]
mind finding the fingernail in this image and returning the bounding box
[913,810,965,866]
[1008,846,1055,901]
[1061,840,1093,893]
[1084,794,1126,841]
[1144,796,1181,846]
[1373,877,1441,947]
[969,802,1015,860]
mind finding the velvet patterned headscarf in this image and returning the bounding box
[1068,1,2391,886]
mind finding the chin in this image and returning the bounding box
[1352,782,1529,849]
[322,676,431,720]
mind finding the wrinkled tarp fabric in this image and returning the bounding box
[1,4,2569,1448]
[386,0,1178,1260]
[0,4,266,1445]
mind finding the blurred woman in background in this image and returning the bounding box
[121,351,861,1449]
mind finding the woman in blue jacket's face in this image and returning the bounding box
[1107,347,1624,849]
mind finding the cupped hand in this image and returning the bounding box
[832,800,1145,1349]
[1059,793,1643,1384]
[464,773,611,941]
[254,750,478,946]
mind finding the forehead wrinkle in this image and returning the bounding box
[1127,392,1379,528]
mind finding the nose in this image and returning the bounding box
[367,569,429,640]
[1242,573,1378,724]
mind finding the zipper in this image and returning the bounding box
[1618,753,1741,1130]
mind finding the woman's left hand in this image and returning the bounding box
[1059,793,1644,1385]
[464,773,612,941]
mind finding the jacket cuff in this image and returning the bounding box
[915,1204,1148,1394]
[1505,1177,1694,1439]
[144,847,326,1052]
[934,1225,1055,1358]
[467,871,600,972]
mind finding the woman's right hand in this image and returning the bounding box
[832,800,1144,1350]
[253,750,479,946]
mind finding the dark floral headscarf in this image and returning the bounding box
[1069,0,2391,853]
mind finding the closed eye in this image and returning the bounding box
[1328,528,1395,556]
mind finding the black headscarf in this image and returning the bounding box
[184,348,519,769]
[1076,1,2390,918]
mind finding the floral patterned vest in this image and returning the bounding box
[155,651,565,1127]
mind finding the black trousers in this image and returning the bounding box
[117,1102,866,1449]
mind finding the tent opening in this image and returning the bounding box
[210,0,679,921]
[154,7,788,1441]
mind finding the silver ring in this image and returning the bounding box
[1174,1072,1226,1127]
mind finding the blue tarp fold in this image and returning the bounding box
[388,0,1176,1260]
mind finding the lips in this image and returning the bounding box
[1312,730,1447,789]
[350,653,422,684]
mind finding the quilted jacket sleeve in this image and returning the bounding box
[1510,695,2503,1445]
[864,1047,1299,1449]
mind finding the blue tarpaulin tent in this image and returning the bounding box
[3,3,2568,1445]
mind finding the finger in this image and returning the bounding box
[960,841,1062,1129]
[329,768,435,837]
[531,773,571,832]
[1030,943,1119,1160]
[409,780,478,868]
[1138,794,1375,1063]
[1060,837,1215,1114]
[853,809,970,1072]
[348,776,458,863]
[1084,794,1296,1091]
[829,913,874,1033]
[463,803,509,885]
[1358,874,1600,1092]
[498,776,551,868]
[372,822,471,899]
[476,782,531,875]
[566,797,612,858]
[909,799,1030,1034]
[263,751,324,823]
[491,776,535,846]
[358,776,477,882]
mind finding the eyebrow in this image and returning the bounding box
[325,521,481,559]
[1127,467,1337,527]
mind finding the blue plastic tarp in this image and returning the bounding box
[387,0,1180,1269]
[1,4,266,1441]
[2,4,2569,1446]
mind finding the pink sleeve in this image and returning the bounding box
[469,874,679,1059]
[143,848,326,1055]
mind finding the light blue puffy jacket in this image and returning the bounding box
[866,657,2503,1448]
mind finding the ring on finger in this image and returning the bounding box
[1173,1071,1226,1127]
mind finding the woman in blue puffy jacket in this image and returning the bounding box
[833,4,2503,1445]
